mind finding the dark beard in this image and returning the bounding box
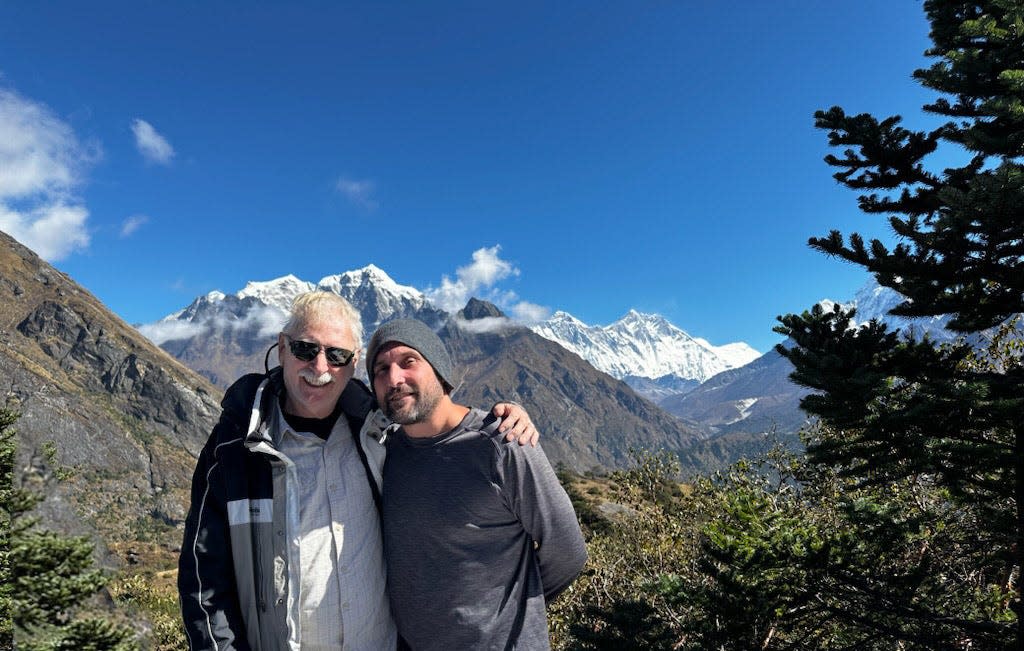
[384,387,442,425]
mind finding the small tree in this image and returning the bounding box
[0,407,134,650]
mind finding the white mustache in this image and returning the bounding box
[298,369,334,387]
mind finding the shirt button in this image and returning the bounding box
[277,598,285,606]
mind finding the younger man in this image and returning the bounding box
[368,319,587,650]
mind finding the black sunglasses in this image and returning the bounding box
[284,336,355,367]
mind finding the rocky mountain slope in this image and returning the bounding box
[659,346,810,440]
[0,230,220,561]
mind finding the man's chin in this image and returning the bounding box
[286,383,343,419]
[386,404,420,425]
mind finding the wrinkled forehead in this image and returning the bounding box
[290,315,358,346]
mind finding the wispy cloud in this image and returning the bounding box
[131,118,175,164]
[138,304,287,346]
[120,214,149,238]
[0,87,95,260]
[335,176,378,210]
[452,315,513,334]
[245,304,289,338]
[137,319,207,345]
[511,301,550,325]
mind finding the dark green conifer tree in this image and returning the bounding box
[0,408,134,650]
[775,0,1023,646]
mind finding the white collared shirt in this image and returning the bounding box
[277,409,396,650]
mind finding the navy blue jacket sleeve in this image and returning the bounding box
[177,428,251,650]
[177,373,266,651]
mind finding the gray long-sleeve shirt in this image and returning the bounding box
[382,408,587,650]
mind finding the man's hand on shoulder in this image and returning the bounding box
[491,403,539,447]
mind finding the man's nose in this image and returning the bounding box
[386,364,405,387]
[312,349,332,372]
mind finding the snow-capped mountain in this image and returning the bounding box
[143,265,445,347]
[237,274,315,313]
[315,264,443,332]
[137,265,446,387]
[530,309,761,385]
[848,281,956,342]
[139,265,763,396]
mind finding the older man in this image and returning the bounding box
[368,318,587,651]
[179,292,537,650]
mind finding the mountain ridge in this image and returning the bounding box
[0,229,220,561]
[141,267,760,395]
[135,268,714,473]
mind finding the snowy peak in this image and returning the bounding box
[143,266,763,388]
[532,310,760,383]
[236,275,315,312]
[317,264,422,304]
[819,279,956,343]
[147,265,446,349]
[851,281,952,339]
[611,310,698,345]
[715,342,764,368]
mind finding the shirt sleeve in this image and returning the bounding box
[500,441,588,602]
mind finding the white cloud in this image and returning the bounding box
[462,245,516,286]
[137,319,207,346]
[452,315,514,334]
[245,305,289,338]
[120,214,149,237]
[131,118,175,164]
[427,245,519,312]
[335,176,378,210]
[137,304,287,346]
[0,202,89,260]
[0,87,94,260]
[511,301,550,325]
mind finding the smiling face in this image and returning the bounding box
[371,342,446,430]
[279,316,358,420]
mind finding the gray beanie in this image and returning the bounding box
[366,319,455,391]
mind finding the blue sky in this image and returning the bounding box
[0,2,937,353]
